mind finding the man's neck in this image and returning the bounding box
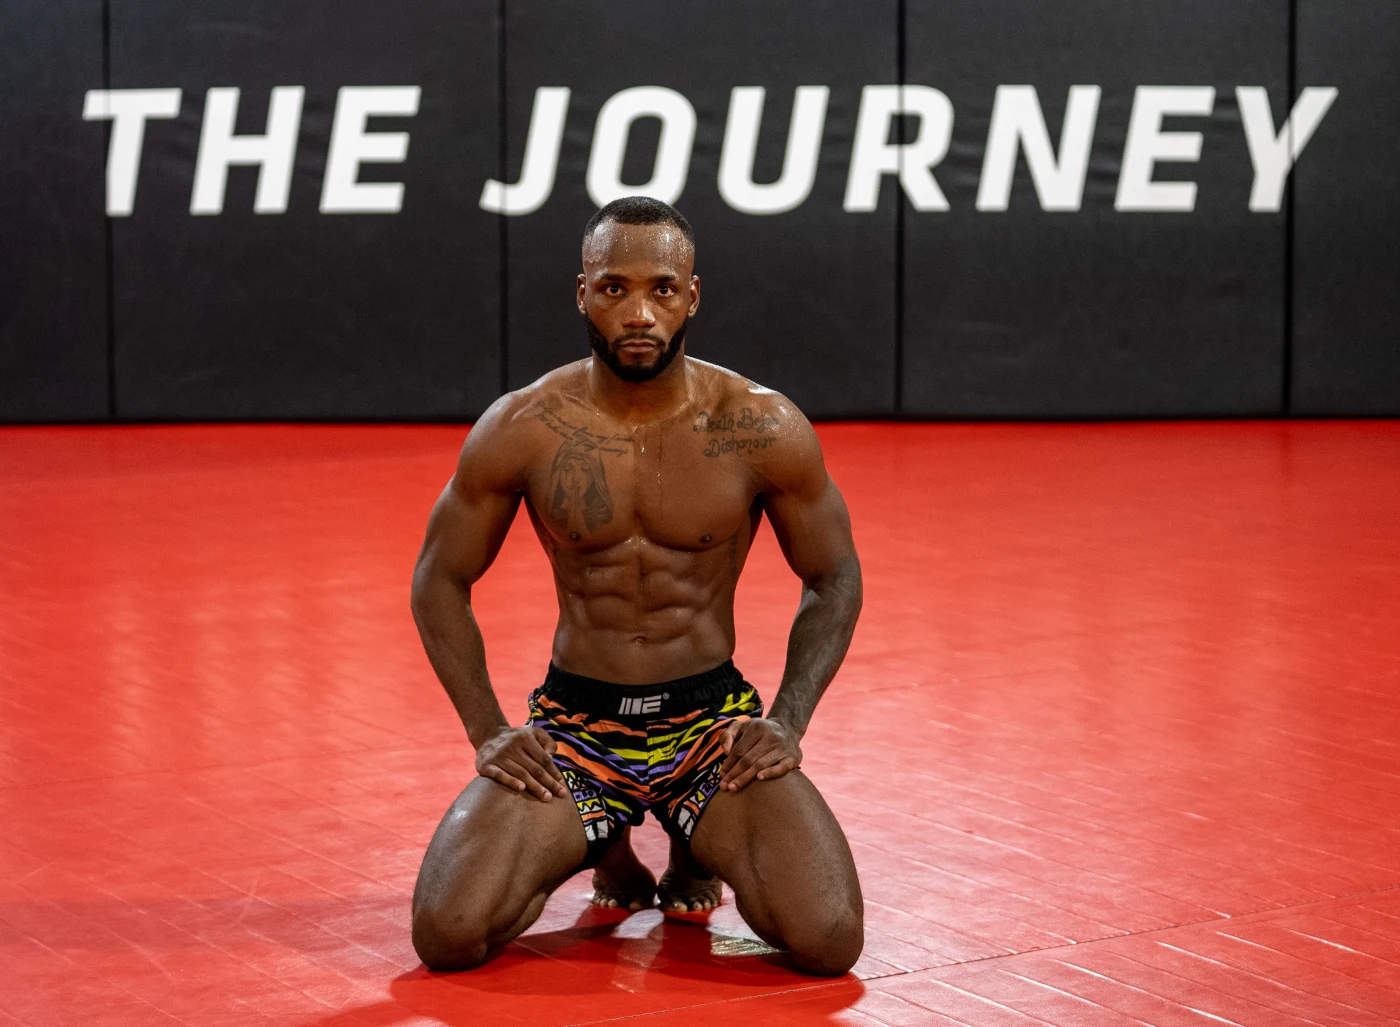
[587,351,693,424]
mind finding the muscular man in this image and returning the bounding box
[409,196,864,977]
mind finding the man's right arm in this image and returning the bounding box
[410,397,569,802]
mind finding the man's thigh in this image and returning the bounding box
[413,776,588,965]
[688,770,862,971]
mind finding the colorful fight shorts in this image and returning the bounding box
[527,660,763,868]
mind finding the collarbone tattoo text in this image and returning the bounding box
[693,407,781,458]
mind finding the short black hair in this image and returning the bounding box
[583,196,694,248]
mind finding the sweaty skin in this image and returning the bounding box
[409,220,864,975]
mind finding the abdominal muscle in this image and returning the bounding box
[546,535,742,685]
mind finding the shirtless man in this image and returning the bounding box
[408,196,864,977]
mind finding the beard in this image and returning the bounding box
[586,314,688,383]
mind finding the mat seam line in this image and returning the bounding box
[549,884,1400,1026]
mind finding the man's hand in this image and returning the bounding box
[719,718,803,792]
[475,726,570,802]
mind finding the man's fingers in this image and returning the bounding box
[722,736,778,786]
[726,746,791,791]
[725,758,769,791]
[720,721,761,775]
[514,756,562,801]
[755,756,799,781]
[528,730,566,788]
[542,754,568,793]
[498,758,554,801]
[533,727,559,757]
[722,740,765,778]
[719,721,742,756]
[548,771,569,797]
[480,764,527,793]
[522,733,569,796]
[520,732,550,764]
[724,749,768,788]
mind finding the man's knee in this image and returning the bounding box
[785,907,863,977]
[412,900,491,971]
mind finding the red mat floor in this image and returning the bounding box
[3,421,1400,1025]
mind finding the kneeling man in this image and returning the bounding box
[409,196,864,976]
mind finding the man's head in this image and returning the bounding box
[577,196,699,384]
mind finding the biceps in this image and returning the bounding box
[764,480,858,586]
[416,481,521,588]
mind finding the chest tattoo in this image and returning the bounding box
[534,402,633,534]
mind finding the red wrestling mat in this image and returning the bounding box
[3,421,1400,1025]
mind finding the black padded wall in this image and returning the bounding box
[1292,2,1400,415]
[0,1,108,421]
[901,0,1290,418]
[1,2,1389,423]
[501,0,898,418]
[105,0,500,420]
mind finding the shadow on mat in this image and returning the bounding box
[289,903,866,1026]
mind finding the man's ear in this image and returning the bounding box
[576,273,588,315]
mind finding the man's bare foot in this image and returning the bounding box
[657,835,723,913]
[589,828,656,911]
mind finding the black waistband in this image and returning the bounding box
[540,660,746,718]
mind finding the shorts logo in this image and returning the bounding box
[619,695,662,715]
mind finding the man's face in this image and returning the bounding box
[577,221,700,383]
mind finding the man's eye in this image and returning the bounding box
[604,285,622,295]
[657,286,674,296]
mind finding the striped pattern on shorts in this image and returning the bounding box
[525,660,763,868]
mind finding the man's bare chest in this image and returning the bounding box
[524,399,779,550]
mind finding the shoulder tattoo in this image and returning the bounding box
[693,407,781,458]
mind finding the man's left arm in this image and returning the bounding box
[720,412,862,792]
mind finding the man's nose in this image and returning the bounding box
[621,301,656,328]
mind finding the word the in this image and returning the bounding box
[83,86,420,216]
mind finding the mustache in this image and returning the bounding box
[584,316,680,349]
[585,313,688,383]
